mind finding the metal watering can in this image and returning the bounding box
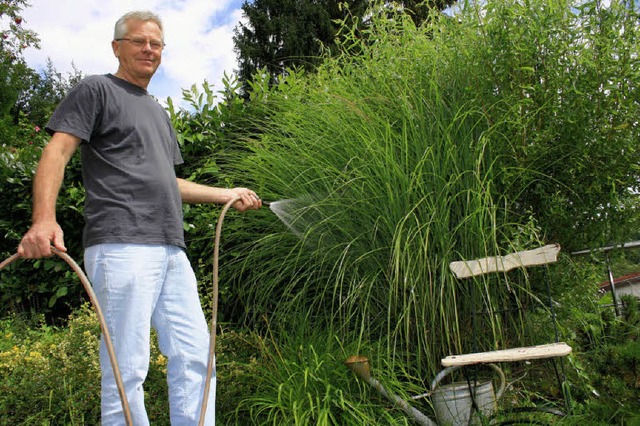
[430,364,506,425]
[345,356,505,426]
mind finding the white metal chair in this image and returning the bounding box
[443,244,572,422]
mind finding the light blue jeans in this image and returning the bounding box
[84,243,215,425]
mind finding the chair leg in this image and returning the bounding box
[550,357,572,415]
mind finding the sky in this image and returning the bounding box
[19,0,248,109]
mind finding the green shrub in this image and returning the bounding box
[215,327,262,425]
[0,304,170,425]
[559,294,640,424]
[0,304,273,424]
[0,114,85,321]
[0,305,101,424]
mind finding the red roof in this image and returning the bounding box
[599,272,640,290]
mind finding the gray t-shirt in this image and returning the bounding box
[46,74,186,249]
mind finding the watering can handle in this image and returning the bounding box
[431,363,506,401]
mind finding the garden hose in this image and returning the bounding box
[0,247,133,426]
[197,196,241,426]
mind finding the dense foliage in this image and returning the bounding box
[0,0,85,320]
[0,305,265,425]
[0,0,39,119]
[219,0,639,421]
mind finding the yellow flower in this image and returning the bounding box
[155,354,167,366]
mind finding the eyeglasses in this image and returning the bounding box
[115,37,165,51]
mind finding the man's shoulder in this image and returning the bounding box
[76,74,112,87]
[63,75,112,96]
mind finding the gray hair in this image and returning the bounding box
[114,11,164,40]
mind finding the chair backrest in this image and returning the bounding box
[447,243,564,358]
[449,244,561,280]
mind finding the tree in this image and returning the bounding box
[397,0,458,24]
[0,1,86,320]
[14,59,83,128]
[233,1,458,94]
[0,0,40,118]
[1,1,82,136]
[233,0,360,92]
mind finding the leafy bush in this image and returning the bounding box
[0,303,270,424]
[0,114,85,321]
[215,327,262,425]
[0,305,101,424]
[0,304,174,424]
[565,295,640,423]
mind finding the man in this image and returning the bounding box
[17,10,261,425]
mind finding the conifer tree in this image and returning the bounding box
[233,0,457,93]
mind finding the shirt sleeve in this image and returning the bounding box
[46,78,103,143]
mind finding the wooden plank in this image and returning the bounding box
[449,244,561,279]
[441,342,572,367]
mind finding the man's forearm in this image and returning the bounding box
[31,137,78,223]
[31,152,66,223]
[176,178,262,212]
[177,178,236,204]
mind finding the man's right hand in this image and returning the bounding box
[17,221,67,258]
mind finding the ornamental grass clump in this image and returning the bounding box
[233,5,541,380]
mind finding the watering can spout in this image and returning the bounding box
[344,355,371,379]
[344,355,437,426]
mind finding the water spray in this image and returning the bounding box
[262,199,307,238]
